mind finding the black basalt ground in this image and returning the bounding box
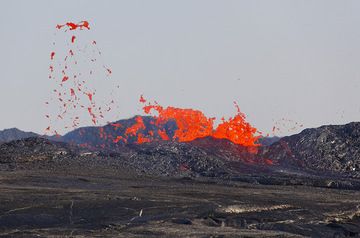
[262,122,360,177]
[1,135,360,237]
[1,167,360,237]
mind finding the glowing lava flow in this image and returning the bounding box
[123,95,261,147]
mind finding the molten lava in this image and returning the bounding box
[56,21,90,31]
[111,95,260,146]
[143,104,215,142]
[212,103,259,146]
[125,116,146,136]
[45,20,115,135]
[46,20,262,151]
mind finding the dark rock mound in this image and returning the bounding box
[257,136,281,146]
[122,140,229,177]
[0,128,39,143]
[0,137,74,163]
[263,122,360,176]
[61,116,177,149]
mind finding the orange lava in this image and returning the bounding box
[62,76,69,82]
[86,92,93,101]
[46,20,261,151]
[137,133,151,143]
[143,104,215,142]
[125,116,146,136]
[46,20,115,134]
[87,107,97,125]
[158,129,170,141]
[56,21,90,31]
[113,135,127,143]
[212,103,259,147]
[139,94,146,103]
[132,96,260,146]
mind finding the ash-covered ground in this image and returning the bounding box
[1,168,360,237]
[1,121,360,237]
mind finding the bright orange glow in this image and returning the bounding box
[143,103,215,142]
[127,96,261,146]
[125,116,146,136]
[213,113,260,147]
[157,129,170,141]
[46,20,261,151]
[56,21,90,31]
[46,20,115,134]
[137,133,151,143]
[114,135,127,143]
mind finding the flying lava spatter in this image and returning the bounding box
[271,118,304,136]
[45,20,282,152]
[45,20,117,136]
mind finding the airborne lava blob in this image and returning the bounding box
[45,21,261,149]
[45,21,118,135]
[271,118,304,136]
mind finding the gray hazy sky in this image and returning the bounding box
[0,0,360,136]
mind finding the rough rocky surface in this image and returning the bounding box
[61,116,277,148]
[1,121,360,237]
[257,136,281,146]
[1,136,360,189]
[61,118,360,177]
[1,167,360,237]
[0,128,39,143]
[61,116,178,148]
[0,137,265,181]
[262,122,360,177]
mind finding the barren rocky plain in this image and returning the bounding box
[0,121,360,237]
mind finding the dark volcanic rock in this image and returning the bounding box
[0,136,271,179]
[0,128,39,143]
[1,168,360,237]
[61,116,178,149]
[124,140,229,177]
[2,122,360,187]
[0,137,75,164]
[49,116,360,177]
[0,137,233,178]
[61,115,280,148]
[263,122,360,176]
[1,123,360,237]
[257,136,281,146]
